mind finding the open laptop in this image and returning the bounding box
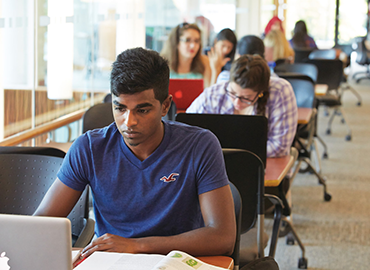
[0,214,73,270]
[175,113,268,167]
[168,79,204,110]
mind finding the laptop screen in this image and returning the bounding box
[168,79,204,110]
[175,113,268,167]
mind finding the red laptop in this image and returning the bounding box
[168,79,204,110]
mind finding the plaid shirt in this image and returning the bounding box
[187,76,298,157]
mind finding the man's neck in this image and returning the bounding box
[126,122,165,161]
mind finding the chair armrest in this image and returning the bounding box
[73,218,95,248]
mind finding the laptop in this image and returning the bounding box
[175,113,268,167]
[0,214,73,270]
[168,79,204,110]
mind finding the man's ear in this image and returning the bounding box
[161,95,173,116]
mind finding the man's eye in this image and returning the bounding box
[114,107,126,112]
[138,109,150,114]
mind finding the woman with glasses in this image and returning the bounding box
[161,23,213,88]
[187,54,298,158]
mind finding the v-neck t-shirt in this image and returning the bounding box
[58,121,229,238]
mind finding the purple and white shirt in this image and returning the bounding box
[186,76,298,157]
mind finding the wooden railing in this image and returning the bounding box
[0,108,87,146]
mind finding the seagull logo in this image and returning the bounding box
[160,173,179,183]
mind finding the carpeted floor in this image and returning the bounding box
[266,75,370,270]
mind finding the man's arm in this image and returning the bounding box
[33,178,83,217]
[81,185,236,258]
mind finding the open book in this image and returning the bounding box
[74,250,228,270]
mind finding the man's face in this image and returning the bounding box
[113,89,171,155]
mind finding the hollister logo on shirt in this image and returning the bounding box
[160,173,179,183]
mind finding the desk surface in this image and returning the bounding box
[297,107,312,125]
[315,84,328,96]
[265,155,294,187]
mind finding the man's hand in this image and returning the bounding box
[81,233,138,258]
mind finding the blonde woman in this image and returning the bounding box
[264,30,294,64]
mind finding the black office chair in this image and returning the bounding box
[352,37,370,83]
[223,149,285,269]
[229,182,242,270]
[279,74,332,202]
[293,48,315,63]
[82,103,115,133]
[308,49,362,106]
[0,153,95,248]
[274,63,318,84]
[305,58,353,141]
[0,146,66,158]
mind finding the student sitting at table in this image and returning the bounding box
[187,53,298,158]
[34,47,236,258]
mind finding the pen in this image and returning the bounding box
[73,256,87,268]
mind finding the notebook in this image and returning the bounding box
[168,79,204,110]
[0,214,73,270]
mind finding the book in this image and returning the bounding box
[74,250,228,270]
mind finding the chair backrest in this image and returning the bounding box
[175,114,268,167]
[82,103,114,133]
[293,48,315,63]
[355,37,370,65]
[0,146,66,158]
[223,149,264,234]
[304,59,343,90]
[229,182,242,270]
[277,74,315,108]
[308,49,337,60]
[0,153,89,245]
[274,63,318,84]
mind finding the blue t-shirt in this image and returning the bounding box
[57,121,229,238]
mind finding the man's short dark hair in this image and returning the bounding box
[110,47,170,103]
[236,35,265,58]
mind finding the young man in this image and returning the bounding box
[34,48,236,258]
[187,47,298,158]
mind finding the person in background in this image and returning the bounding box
[188,54,298,158]
[161,23,213,88]
[34,47,236,258]
[264,30,295,65]
[289,20,317,49]
[263,16,284,38]
[217,35,265,83]
[206,28,237,82]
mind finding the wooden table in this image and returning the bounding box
[265,155,295,187]
[297,107,312,125]
[197,256,233,269]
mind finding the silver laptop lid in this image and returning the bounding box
[0,214,72,270]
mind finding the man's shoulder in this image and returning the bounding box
[75,122,119,148]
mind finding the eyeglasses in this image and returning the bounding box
[179,37,201,45]
[225,87,263,105]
